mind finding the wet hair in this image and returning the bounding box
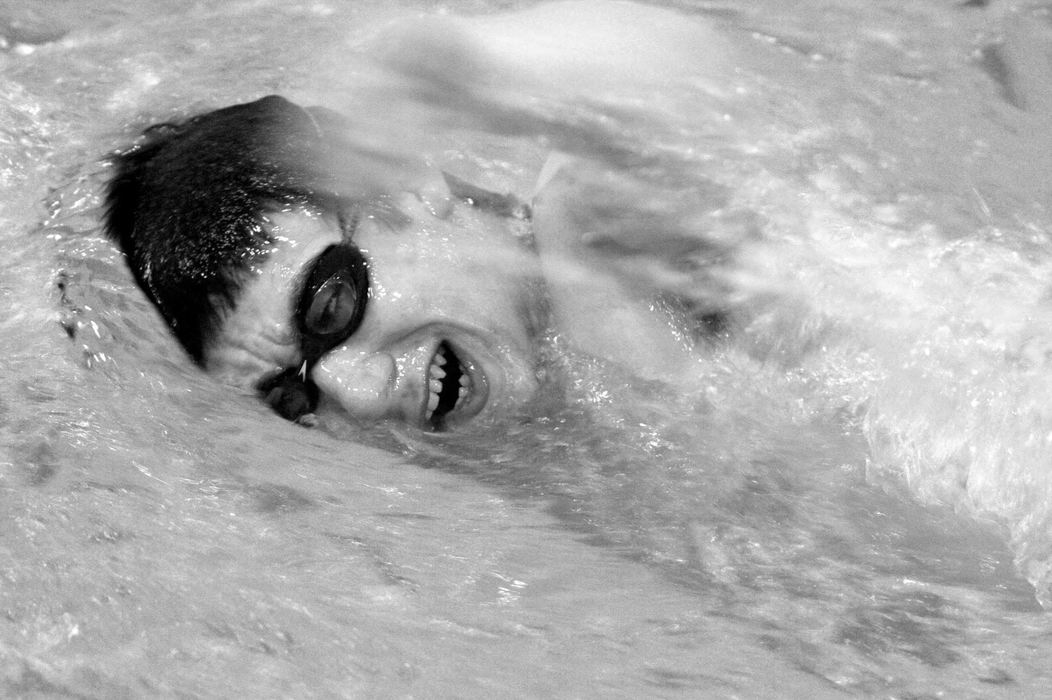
[104,95,346,362]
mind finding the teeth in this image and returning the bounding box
[425,342,473,426]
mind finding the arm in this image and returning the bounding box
[531,155,697,383]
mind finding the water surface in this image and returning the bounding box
[3,0,1052,697]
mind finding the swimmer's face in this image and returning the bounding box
[104,95,543,430]
[204,192,543,430]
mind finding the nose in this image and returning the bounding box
[311,346,397,419]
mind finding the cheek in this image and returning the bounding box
[356,205,542,339]
[205,318,299,388]
[416,249,537,339]
[471,270,534,333]
[464,243,542,334]
[203,269,303,384]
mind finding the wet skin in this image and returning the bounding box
[204,189,543,431]
[104,96,702,432]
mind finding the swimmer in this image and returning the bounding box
[105,95,698,431]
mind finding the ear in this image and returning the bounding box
[441,171,531,220]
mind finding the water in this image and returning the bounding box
[4,0,1052,696]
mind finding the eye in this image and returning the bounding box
[296,243,369,359]
[304,273,359,336]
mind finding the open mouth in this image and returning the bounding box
[424,340,476,431]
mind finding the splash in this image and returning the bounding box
[297,0,1052,606]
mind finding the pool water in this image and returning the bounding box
[4,0,1052,697]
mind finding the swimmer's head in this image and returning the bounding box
[105,95,348,361]
[106,95,542,430]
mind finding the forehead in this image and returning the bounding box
[203,209,342,384]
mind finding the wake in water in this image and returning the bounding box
[78,0,1052,610]
[11,0,1052,696]
[299,0,1052,609]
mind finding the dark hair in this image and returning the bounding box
[104,95,345,362]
